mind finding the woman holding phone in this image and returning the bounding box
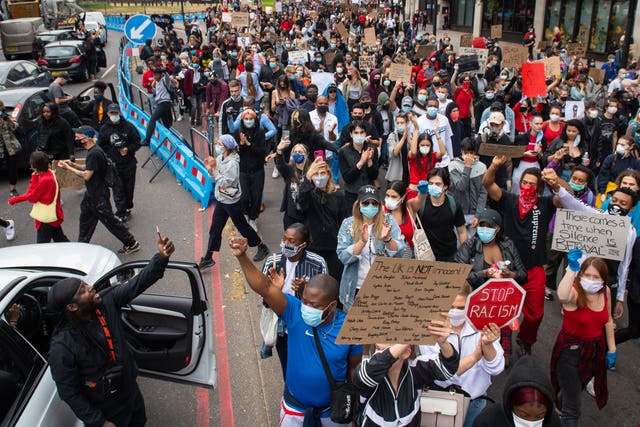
[274,138,311,228]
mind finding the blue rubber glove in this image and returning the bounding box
[567,248,583,272]
[417,180,429,195]
[606,351,617,370]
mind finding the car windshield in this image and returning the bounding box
[85,22,99,30]
[45,46,77,57]
[37,35,59,42]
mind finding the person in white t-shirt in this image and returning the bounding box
[309,95,339,160]
[416,97,454,166]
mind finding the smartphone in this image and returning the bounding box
[282,130,290,140]
[156,225,162,240]
[314,150,325,161]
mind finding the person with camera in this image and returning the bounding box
[98,104,141,223]
[47,234,175,427]
[0,99,21,197]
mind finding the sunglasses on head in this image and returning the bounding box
[361,200,379,206]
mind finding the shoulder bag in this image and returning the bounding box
[419,388,470,427]
[408,208,436,261]
[30,171,59,223]
[312,328,357,423]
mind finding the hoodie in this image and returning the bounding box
[445,102,463,157]
[472,356,561,427]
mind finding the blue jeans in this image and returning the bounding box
[463,397,488,427]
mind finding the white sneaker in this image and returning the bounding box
[249,219,258,232]
[586,377,595,397]
[176,114,183,122]
[4,219,15,241]
[271,167,280,178]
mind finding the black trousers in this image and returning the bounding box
[144,102,173,143]
[113,166,136,217]
[239,168,265,221]
[555,346,581,427]
[204,200,261,258]
[93,383,146,427]
[5,154,17,186]
[37,223,69,243]
[78,195,135,246]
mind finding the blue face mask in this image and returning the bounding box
[477,226,497,243]
[486,92,495,100]
[204,72,210,78]
[243,119,255,127]
[330,43,336,49]
[396,125,406,133]
[301,303,328,327]
[360,204,379,218]
[269,62,277,69]
[568,181,585,192]
[418,94,427,103]
[292,152,305,164]
[94,94,103,101]
[192,64,199,69]
[215,145,223,156]
[427,107,438,118]
[190,50,197,55]
[428,184,443,197]
[402,106,412,113]
[315,57,322,62]
[230,51,238,57]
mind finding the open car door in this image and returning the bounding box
[93,260,216,389]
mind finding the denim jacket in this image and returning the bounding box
[337,214,406,311]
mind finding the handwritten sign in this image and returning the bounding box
[552,209,630,261]
[335,22,348,40]
[542,56,561,76]
[51,160,86,191]
[359,55,376,72]
[491,24,502,39]
[221,12,232,23]
[364,27,376,46]
[389,63,412,82]
[393,54,410,65]
[231,12,249,29]
[460,33,473,47]
[522,62,547,97]
[564,100,585,120]
[501,45,530,68]
[237,34,251,47]
[466,279,525,330]
[416,44,434,60]
[288,50,308,65]
[477,143,527,158]
[459,47,488,72]
[589,67,605,85]
[336,258,471,344]
[565,42,587,58]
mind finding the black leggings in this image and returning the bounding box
[5,154,17,186]
[204,200,261,258]
[37,223,69,243]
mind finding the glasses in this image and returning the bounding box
[360,200,379,207]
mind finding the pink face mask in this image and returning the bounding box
[450,111,460,122]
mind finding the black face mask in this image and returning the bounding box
[306,94,318,102]
[316,105,328,114]
[608,204,630,216]
[560,96,568,101]
[361,102,371,110]
[520,106,528,112]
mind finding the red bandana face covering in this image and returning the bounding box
[518,184,538,219]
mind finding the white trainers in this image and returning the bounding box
[272,167,280,178]
[176,114,183,122]
[586,377,595,397]
[4,219,15,241]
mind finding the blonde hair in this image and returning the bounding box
[351,200,384,242]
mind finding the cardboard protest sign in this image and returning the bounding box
[389,63,412,82]
[336,258,471,344]
[324,51,336,66]
[288,50,308,65]
[364,27,376,46]
[416,44,434,60]
[521,62,547,98]
[537,40,547,50]
[552,209,631,261]
[231,12,249,29]
[335,22,348,40]
[393,54,410,65]
[460,33,473,47]
[459,47,488,72]
[491,24,502,39]
[359,55,376,72]
[51,160,86,191]
[310,72,335,94]
[477,143,527,158]
[466,279,526,330]
[275,1,282,12]
[564,100,585,120]
[589,68,605,85]
[501,46,529,68]
[221,12,232,23]
[534,56,561,77]
[565,42,587,58]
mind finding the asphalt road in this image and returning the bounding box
[0,29,639,427]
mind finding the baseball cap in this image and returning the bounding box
[401,96,414,107]
[488,112,505,125]
[358,185,380,203]
[107,104,120,113]
[477,208,502,227]
[47,277,81,312]
[73,125,98,139]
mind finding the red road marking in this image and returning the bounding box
[194,132,234,427]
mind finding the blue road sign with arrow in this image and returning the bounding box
[124,14,157,44]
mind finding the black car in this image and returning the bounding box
[37,40,89,82]
[32,29,74,59]
[0,60,50,90]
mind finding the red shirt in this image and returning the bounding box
[542,121,565,142]
[562,287,609,339]
[9,170,63,229]
[453,87,473,118]
[384,207,415,248]
[408,152,437,185]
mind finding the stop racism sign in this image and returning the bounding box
[465,278,526,331]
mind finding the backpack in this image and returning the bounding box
[99,148,118,188]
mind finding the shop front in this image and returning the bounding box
[449,0,536,41]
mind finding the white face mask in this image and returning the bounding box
[607,106,618,115]
[549,113,560,122]
[513,413,544,427]
[448,308,465,327]
[419,145,431,155]
[384,196,400,211]
[580,277,604,294]
[588,110,599,119]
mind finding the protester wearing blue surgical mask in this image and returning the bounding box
[408,168,467,262]
[337,185,405,311]
[273,139,311,228]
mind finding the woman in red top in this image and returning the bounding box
[407,129,446,198]
[550,254,614,426]
[384,181,413,256]
[453,74,474,137]
[8,151,68,243]
[541,104,565,142]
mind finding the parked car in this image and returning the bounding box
[32,29,75,59]
[0,60,49,91]
[37,40,88,82]
[0,17,43,60]
[0,242,216,427]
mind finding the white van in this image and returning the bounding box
[83,11,107,44]
[0,17,44,60]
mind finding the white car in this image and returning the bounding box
[0,243,216,427]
